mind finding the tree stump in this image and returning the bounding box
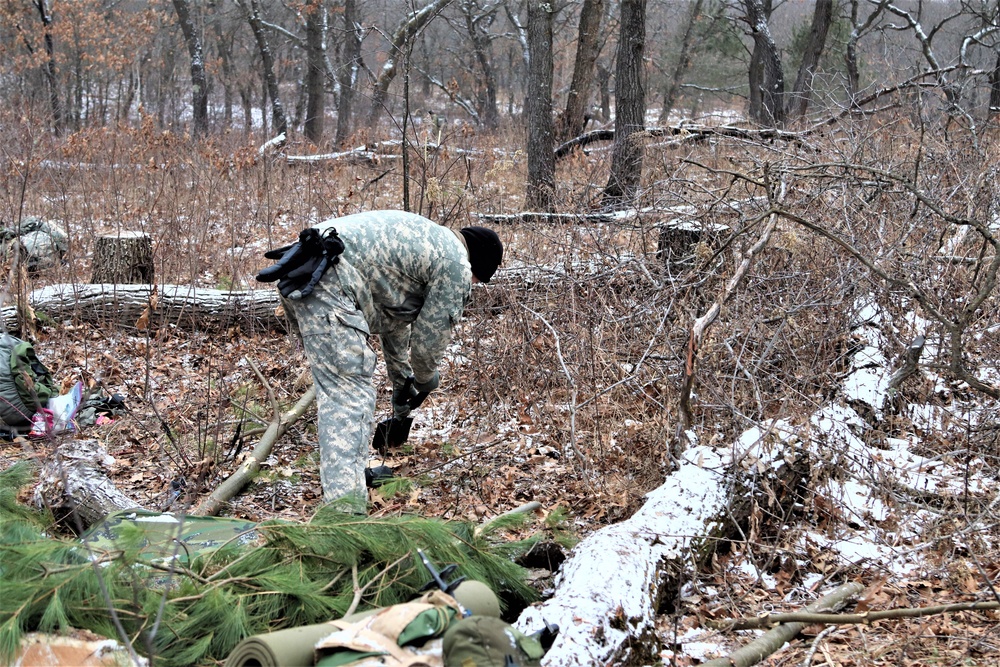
[656,220,703,267]
[90,232,154,284]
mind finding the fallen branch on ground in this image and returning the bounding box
[699,582,865,667]
[192,365,316,516]
[712,599,1000,631]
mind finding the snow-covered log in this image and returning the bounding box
[34,438,145,528]
[515,437,806,666]
[1,284,285,333]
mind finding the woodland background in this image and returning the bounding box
[1,0,999,665]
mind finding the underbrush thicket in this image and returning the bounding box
[2,109,997,511]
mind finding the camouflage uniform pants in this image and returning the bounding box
[289,290,376,506]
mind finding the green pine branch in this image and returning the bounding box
[0,462,540,666]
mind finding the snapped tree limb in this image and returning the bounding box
[192,380,316,517]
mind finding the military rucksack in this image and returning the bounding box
[314,590,462,667]
[442,616,544,667]
[0,334,58,428]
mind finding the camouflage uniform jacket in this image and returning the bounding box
[294,210,472,387]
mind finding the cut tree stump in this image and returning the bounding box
[90,231,154,284]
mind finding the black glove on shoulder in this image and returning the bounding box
[256,227,345,299]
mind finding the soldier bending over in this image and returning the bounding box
[256,210,503,507]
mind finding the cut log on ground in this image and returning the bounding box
[1,284,285,333]
[90,232,154,284]
[514,439,809,666]
[33,438,145,528]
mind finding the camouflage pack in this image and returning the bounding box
[441,616,544,667]
[0,334,58,429]
[313,589,462,667]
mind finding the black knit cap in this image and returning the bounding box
[459,226,503,283]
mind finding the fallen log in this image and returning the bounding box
[554,124,808,158]
[514,437,809,666]
[1,283,285,333]
[699,582,865,667]
[33,438,146,528]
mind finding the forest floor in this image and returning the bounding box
[3,302,997,666]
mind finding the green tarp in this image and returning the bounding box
[81,509,260,565]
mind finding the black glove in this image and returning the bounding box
[413,371,440,395]
[277,252,329,299]
[365,465,394,488]
[255,230,321,283]
[256,227,345,299]
[392,378,419,418]
[391,372,439,417]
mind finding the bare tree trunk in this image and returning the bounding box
[208,0,234,126]
[659,0,704,123]
[559,0,604,141]
[335,0,361,144]
[33,0,63,135]
[787,0,833,120]
[463,0,500,130]
[304,0,326,144]
[597,61,611,121]
[171,0,209,135]
[238,0,288,137]
[845,0,861,102]
[602,0,648,208]
[335,0,361,146]
[525,0,555,212]
[990,50,1000,117]
[744,0,785,128]
[367,0,451,129]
